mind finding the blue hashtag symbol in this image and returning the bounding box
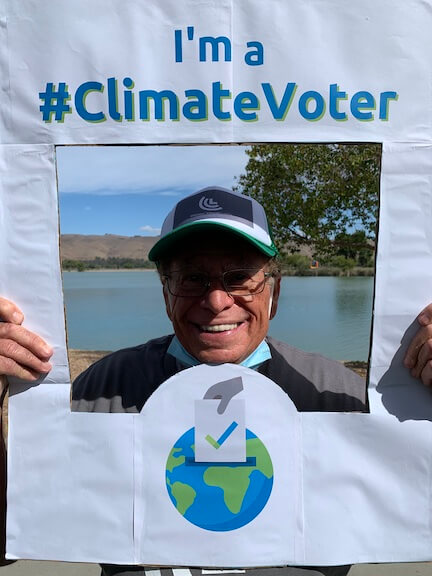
[39,82,72,122]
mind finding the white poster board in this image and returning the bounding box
[1,0,432,566]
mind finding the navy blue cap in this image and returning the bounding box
[149,187,278,262]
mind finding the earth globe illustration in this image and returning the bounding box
[166,428,273,531]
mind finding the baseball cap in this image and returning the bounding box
[148,186,278,262]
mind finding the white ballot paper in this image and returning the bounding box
[195,399,246,463]
[195,376,246,463]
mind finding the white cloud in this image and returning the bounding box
[139,225,161,236]
[56,145,249,196]
[159,190,183,196]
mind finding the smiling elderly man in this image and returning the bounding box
[2,187,432,576]
[71,187,366,414]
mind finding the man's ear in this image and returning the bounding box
[269,276,281,320]
[163,283,173,321]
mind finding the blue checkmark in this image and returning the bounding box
[205,420,238,449]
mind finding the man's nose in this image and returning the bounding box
[201,280,234,312]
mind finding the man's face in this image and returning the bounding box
[162,231,280,364]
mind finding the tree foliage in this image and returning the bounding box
[333,230,374,267]
[235,143,381,255]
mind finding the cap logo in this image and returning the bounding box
[172,189,255,229]
[198,196,223,212]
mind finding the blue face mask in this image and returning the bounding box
[167,335,271,370]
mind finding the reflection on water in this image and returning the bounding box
[63,271,373,361]
[336,278,370,312]
[270,277,373,361]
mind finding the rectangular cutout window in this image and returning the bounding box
[55,143,380,412]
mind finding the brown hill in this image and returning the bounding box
[60,234,315,262]
[60,234,313,260]
[60,234,158,261]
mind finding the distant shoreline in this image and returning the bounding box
[63,268,155,273]
[62,267,374,277]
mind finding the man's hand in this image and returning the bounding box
[0,297,53,381]
[404,304,432,386]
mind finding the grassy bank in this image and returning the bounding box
[63,265,374,277]
[281,266,374,277]
[62,257,374,277]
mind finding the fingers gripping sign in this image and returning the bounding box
[404,304,432,387]
[0,297,53,382]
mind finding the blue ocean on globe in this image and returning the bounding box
[166,428,273,531]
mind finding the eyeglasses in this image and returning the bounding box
[163,268,274,298]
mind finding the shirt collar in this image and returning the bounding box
[167,335,271,370]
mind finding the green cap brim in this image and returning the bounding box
[148,221,278,262]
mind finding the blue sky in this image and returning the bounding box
[56,145,249,236]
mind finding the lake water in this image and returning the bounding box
[62,271,374,361]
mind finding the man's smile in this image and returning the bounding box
[198,322,244,333]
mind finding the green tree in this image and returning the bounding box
[280,253,311,274]
[327,255,357,275]
[334,230,374,267]
[235,143,380,255]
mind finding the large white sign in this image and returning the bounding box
[2,0,432,567]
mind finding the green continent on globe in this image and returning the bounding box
[203,436,274,515]
[167,478,196,515]
[203,467,250,514]
[166,446,185,473]
[247,437,273,478]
